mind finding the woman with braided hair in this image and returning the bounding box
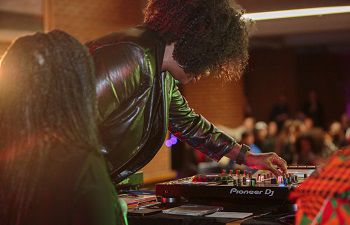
[0,30,125,225]
[87,0,287,183]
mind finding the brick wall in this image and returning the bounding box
[182,76,246,128]
[44,0,146,42]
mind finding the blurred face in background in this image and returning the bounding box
[242,133,255,145]
[255,121,268,141]
[243,117,255,131]
[268,121,278,136]
[304,117,314,131]
[329,122,342,137]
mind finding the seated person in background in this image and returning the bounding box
[276,120,304,164]
[254,121,269,153]
[0,31,125,225]
[241,131,261,154]
[295,128,336,166]
[303,116,315,131]
[264,121,278,153]
[290,147,350,225]
[328,121,349,148]
[340,113,350,133]
[88,0,287,181]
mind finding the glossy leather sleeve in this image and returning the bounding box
[91,42,153,121]
[168,79,237,161]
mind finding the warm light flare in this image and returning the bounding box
[243,6,350,21]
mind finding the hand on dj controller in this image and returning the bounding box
[245,152,288,177]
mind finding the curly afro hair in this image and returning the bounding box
[144,0,250,80]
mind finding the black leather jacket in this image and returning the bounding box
[87,26,237,183]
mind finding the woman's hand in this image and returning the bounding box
[245,151,288,177]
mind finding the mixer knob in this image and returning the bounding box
[237,178,242,186]
[294,175,299,183]
[257,174,261,182]
[278,176,283,184]
[283,176,288,185]
[270,177,277,184]
[232,179,237,186]
[250,178,256,186]
[236,170,240,176]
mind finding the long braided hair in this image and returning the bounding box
[144,0,250,80]
[0,30,98,224]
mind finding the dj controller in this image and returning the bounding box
[156,166,316,206]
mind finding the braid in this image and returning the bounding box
[0,30,98,224]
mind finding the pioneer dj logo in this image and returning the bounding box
[229,188,275,197]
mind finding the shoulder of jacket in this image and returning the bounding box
[86,26,162,54]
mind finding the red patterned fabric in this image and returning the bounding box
[290,148,350,224]
[319,198,350,224]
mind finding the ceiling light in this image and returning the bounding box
[243,6,350,21]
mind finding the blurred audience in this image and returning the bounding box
[241,131,261,154]
[173,99,350,177]
[340,113,350,143]
[275,120,303,164]
[340,113,350,132]
[264,121,278,153]
[196,110,348,174]
[295,128,335,166]
[327,121,349,148]
[254,121,269,153]
[303,116,314,131]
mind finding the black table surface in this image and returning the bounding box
[129,212,237,225]
[127,201,295,225]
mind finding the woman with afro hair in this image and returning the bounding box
[87,0,287,183]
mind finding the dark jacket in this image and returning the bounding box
[87,26,236,183]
